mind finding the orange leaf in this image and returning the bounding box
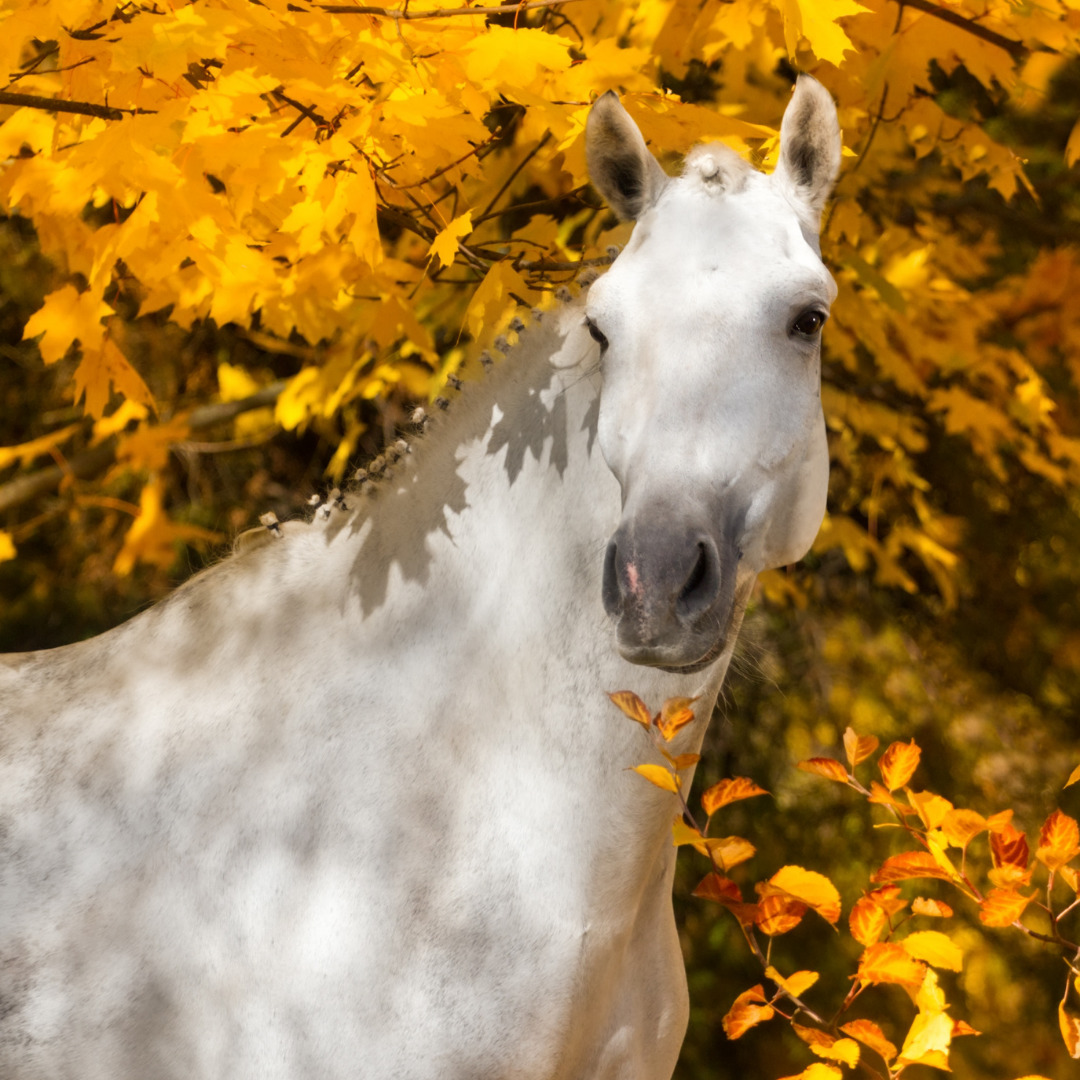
[951,1019,981,1037]
[672,818,704,848]
[840,1019,898,1065]
[849,895,891,947]
[990,822,1030,873]
[908,790,953,830]
[694,872,743,905]
[756,892,808,936]
[901,930,962,971]
[941,808,988,849]
[706,835,756,871]
[879,739,921,791]
[693,873,758,926]
[630,764,679,793]
[792,1023,860,1068]
[657,695,698,740]
[722,985,775,1040]
[609,691,652,728]
[843,726,879,769]
[702,776,769,816]
[1061,866,1079,892]
[767,866,842,924]
[856,942,927,989]
[1060,1000,1080,1059]
[765,965,819,999]
[867,781,917,815]
[978,888,1035,927]
[797,757,849,783]
[1067,764,1080,789]
[912,897,954,918]
[986,809,1015,832]
[1037,809,1080,871]
[871,851,954,885]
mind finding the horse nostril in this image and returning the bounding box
[602,539,621,617]
[677,541,719,619]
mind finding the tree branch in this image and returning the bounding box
[0,90,134,121]
[895,0,1029,60]
[0,383,286,516]
[316,0,578,19]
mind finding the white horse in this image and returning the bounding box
[0,77,839,1080]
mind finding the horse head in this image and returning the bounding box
[583,76,840,673]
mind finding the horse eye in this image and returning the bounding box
[791,310,826,338]
[585,317,609,351]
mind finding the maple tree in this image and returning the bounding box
[4,1,1080,1077]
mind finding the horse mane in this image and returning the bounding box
[219,287,594,616]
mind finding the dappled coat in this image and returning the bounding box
[0,77,840,1080]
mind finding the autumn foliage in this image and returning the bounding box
[613,691,1080,1080]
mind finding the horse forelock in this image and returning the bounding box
[681,144,751,195]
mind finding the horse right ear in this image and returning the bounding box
[586,92,669,222]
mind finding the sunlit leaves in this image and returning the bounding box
[609,691,651,729]
[840,1019,897,1065]
[843,726,879,769]
[792,1022,860,1067]
[1036,809,1080,871]
[978,888,1035,927]
[429,211,473,270]
[1059,1000,1080,1059]
[766,966,819,999]
[756,892,808,936]
[701,776,768,816]
[856,942,927,989]
[797,757,849,784]
[766,866,842,925]
[722,984,775,1039]
[901,930,963,972]
[630,764,680,794]
[657,696,698,740]
[870,851,955,885]
[849,887,907,946]
[911,898,953,918]
[878,740,922,791]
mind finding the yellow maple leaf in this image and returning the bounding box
[429,211,473,270]
[23,285,111,367]
[0,530,15,563]
[772,0,864,65]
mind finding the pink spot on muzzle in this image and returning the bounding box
[626,561,643,599]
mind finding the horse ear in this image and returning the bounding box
[774,75,842,224]
[586,91,668,222]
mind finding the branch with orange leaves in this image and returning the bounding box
[797,728,1080,1064]
[610,691,1077,1079]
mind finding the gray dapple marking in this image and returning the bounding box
[0,77,840,1080]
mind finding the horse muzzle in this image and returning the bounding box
[601,513,742,673]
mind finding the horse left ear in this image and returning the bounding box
[586,91,669,222]
[774,75,842,224]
